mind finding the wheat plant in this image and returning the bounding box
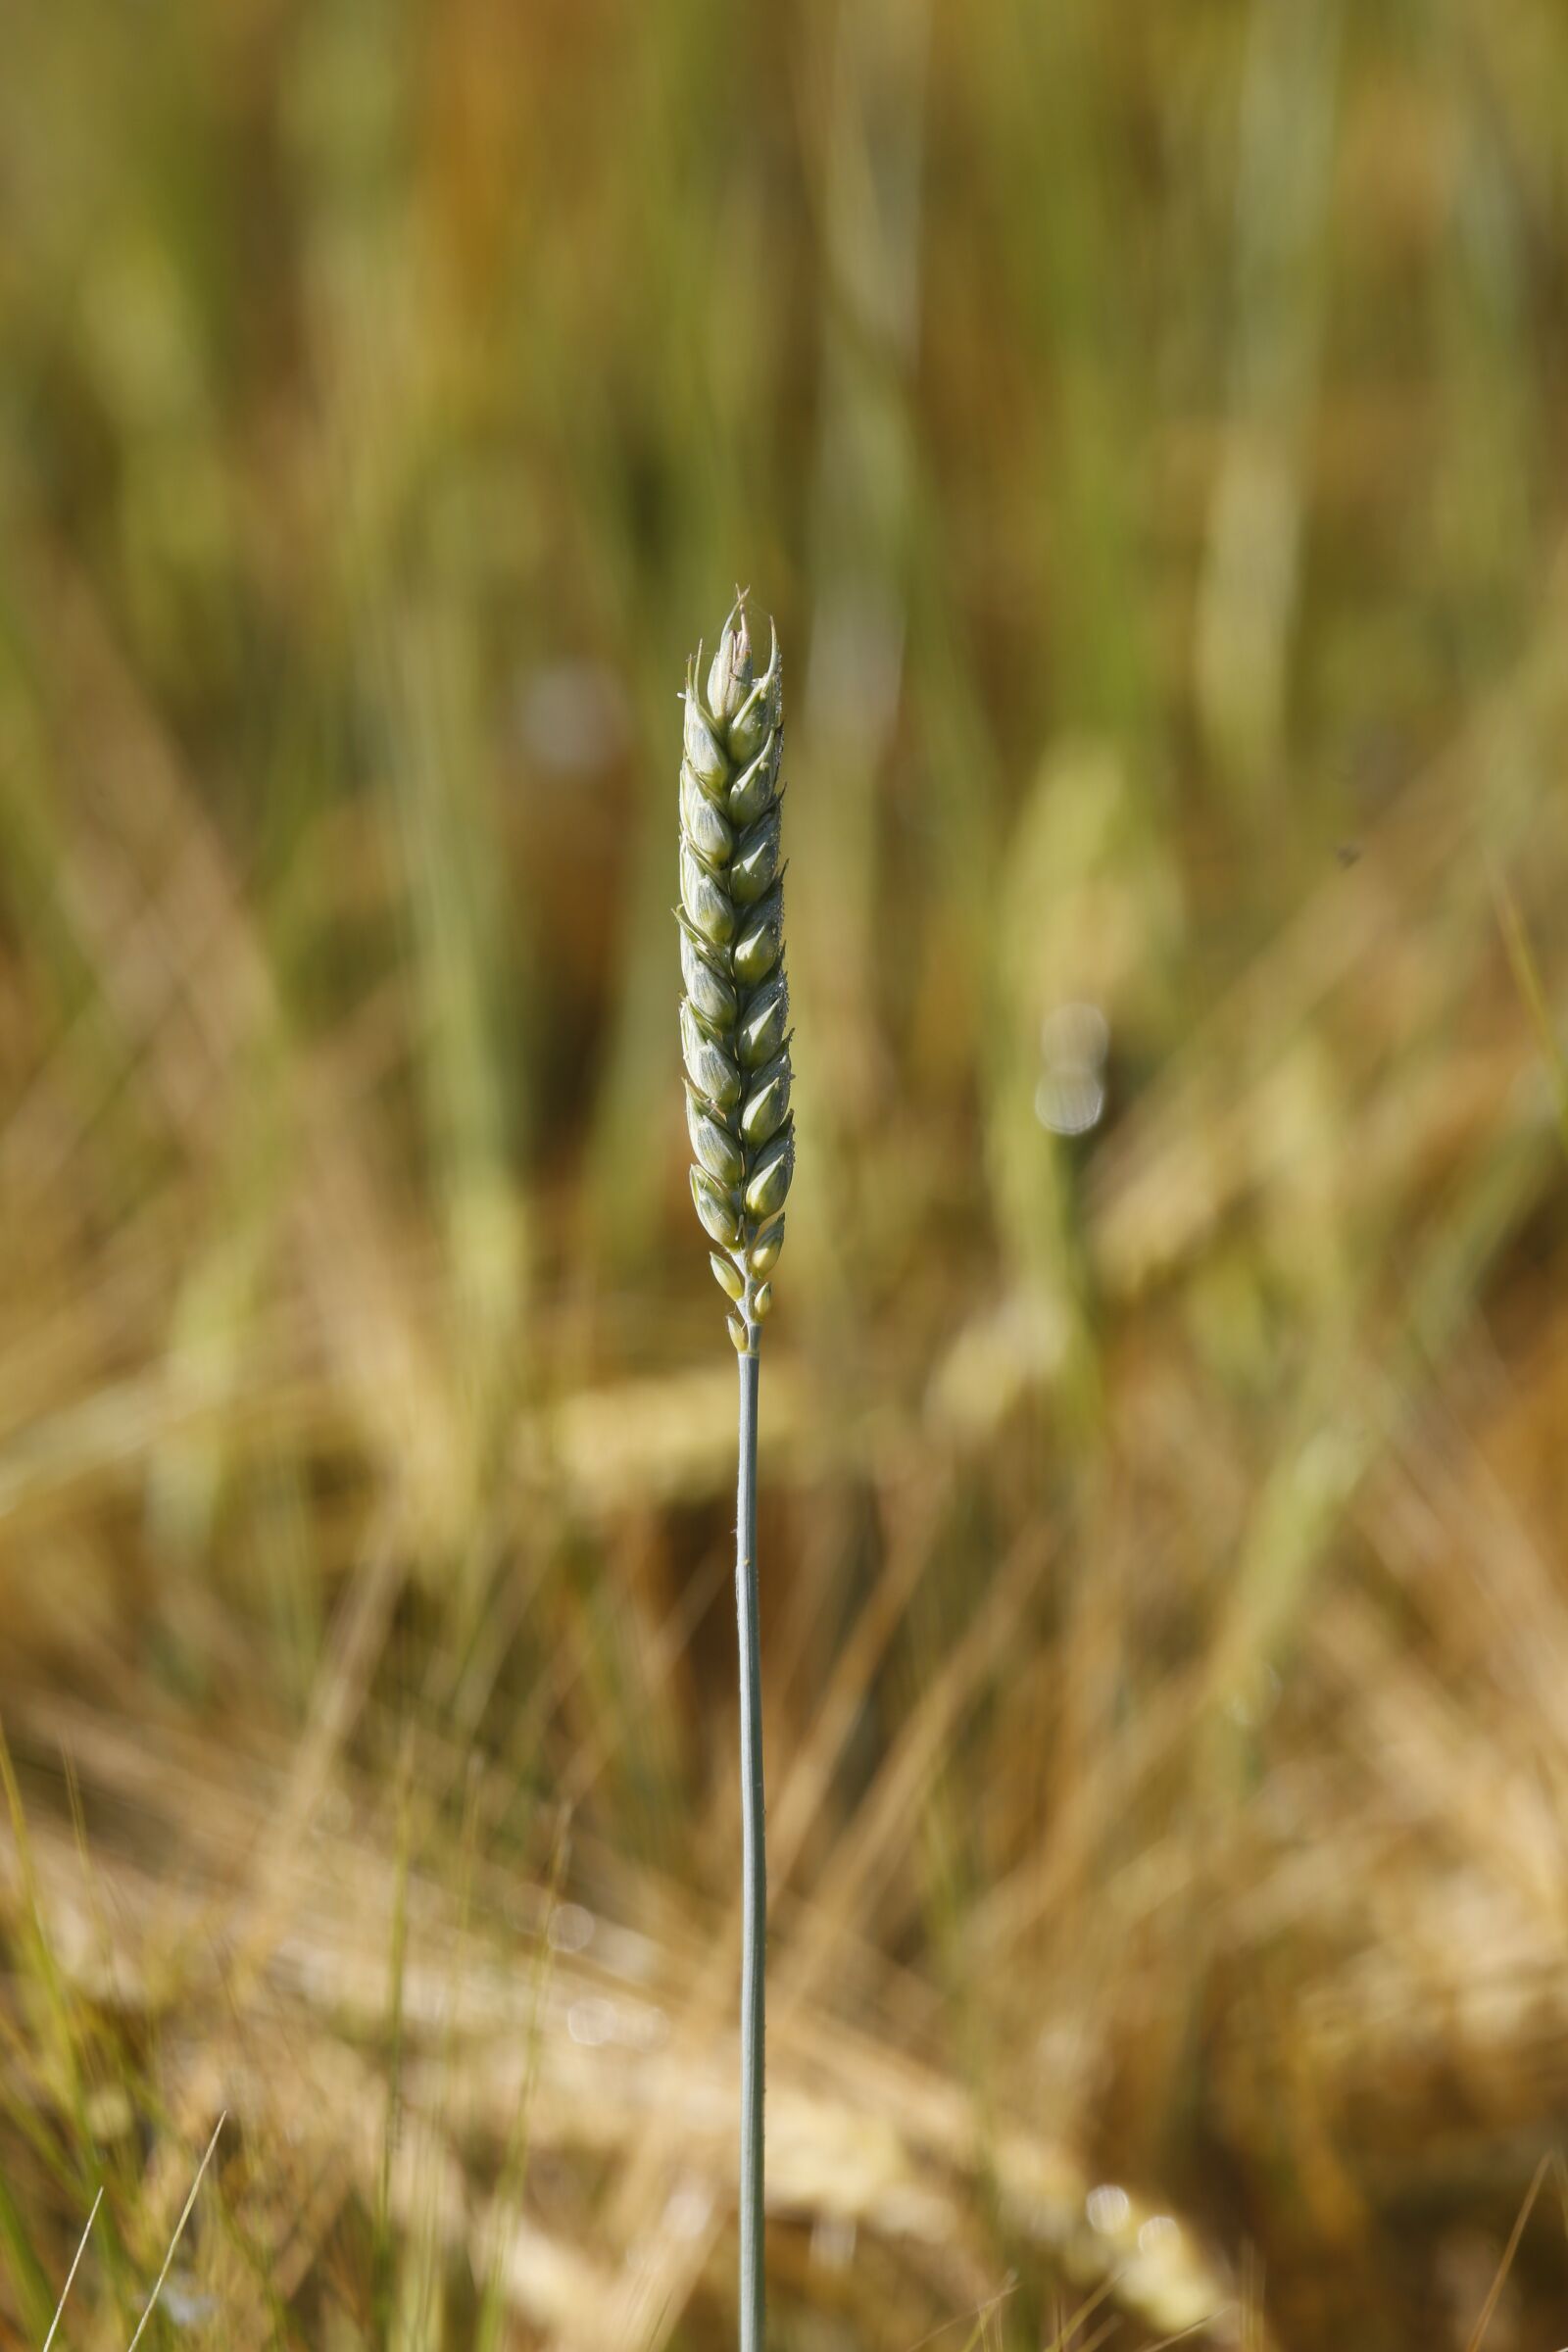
[678,596,793,2352]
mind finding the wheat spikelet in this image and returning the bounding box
[677,597,794,1350]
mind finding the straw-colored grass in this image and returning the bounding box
[2,3,1568,2347]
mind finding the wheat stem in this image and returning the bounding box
[734,1335,765,2352]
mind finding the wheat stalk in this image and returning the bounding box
[678,595,792,2352]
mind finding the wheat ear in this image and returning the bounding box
[678,596,792,2352]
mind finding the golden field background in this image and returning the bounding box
[2,1,1568,2345]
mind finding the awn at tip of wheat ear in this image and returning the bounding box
[676,596,792,2352]
[677,598,794,1349]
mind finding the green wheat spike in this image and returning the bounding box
[678,596,793,1348]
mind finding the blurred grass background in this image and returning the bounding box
[2,0,1568,2344]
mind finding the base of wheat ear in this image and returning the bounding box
[678,598,793,1351]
